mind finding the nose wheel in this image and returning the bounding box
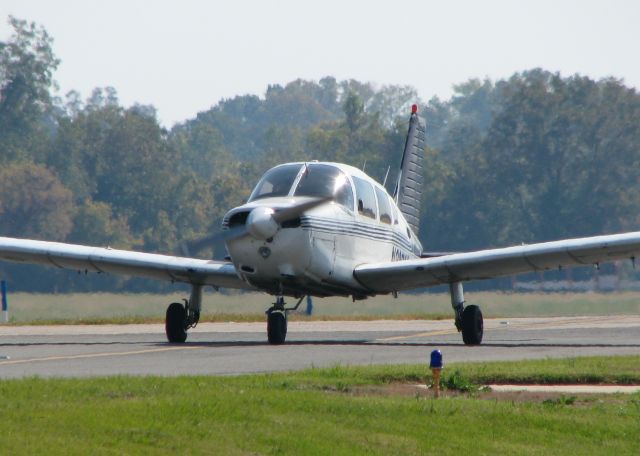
[266,295,288,344]
[266,295,305,344]
[267,308,287,344]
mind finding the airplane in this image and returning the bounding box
[1,104,640,346]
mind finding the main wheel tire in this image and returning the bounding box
[461,304,483,345]
[267,310,287,344]
[166,302,188,343]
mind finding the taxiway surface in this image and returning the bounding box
[0,316,638,378]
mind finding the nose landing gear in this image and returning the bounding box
[266,295,306,344]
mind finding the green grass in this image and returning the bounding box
[4,291,640,324]
[1,357,639,455]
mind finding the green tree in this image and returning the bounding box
[0,162,74,240]
[423,70,640,252]
[68,199,133,248]
[0,16,59,163]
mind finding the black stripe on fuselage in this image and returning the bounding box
[300,216,417,255]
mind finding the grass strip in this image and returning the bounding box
[7,291,640,324]
[292,355,640,386]
[1,312,452,326]
[0,356,639,455]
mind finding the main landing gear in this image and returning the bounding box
[450,282,483,345]
[266,295,305,344]
[165,284,202,343]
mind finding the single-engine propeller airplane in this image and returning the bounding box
[2,105,640,345]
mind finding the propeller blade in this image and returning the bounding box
[180,226,248,257]
[272,196,332,223]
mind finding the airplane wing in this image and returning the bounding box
[354,232,640,293]
[0,237,251,290]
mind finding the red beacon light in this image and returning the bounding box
[411,104,418,114]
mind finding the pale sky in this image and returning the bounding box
[2,0,639,127]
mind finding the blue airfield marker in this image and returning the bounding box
[0,280,9,358]
[430,349,443,397]
[1,280,8,323]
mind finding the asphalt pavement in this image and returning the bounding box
[0,316,638,378]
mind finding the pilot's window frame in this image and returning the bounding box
[335,174,355,212]
[392,201,400,225]
[248,164,302,202]
[292,164,355,211]
[352,176,378,220]
[374,186,393,225]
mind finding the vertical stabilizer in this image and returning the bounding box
[393,105,425,235]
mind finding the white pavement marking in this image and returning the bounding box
[487,384,640,394]
[414,384,640,394]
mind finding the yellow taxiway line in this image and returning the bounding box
[0,345,203,366]
[376,329,458,341]
[374,316,624,343]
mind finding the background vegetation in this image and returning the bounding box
[2,16,640,292]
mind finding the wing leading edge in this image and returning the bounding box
[354,232,640,293]
[0,237,251,290]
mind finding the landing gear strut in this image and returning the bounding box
[165,284,202,343]
[266,295,305,344]
[450,282,483,345]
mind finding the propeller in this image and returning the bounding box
[180,196,331,257]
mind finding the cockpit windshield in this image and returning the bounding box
[294,164,354,210]
[248,164,302,201]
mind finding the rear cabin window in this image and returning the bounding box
[294,164,354,210]
[248,164,301,201]
[352,176,377,220]
[375,186,392,224]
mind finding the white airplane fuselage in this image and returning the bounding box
[223,162,422,298]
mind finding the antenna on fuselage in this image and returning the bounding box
[361,159,367,172]
[382,166,391,188]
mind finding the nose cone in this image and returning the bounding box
[246,207,279,240]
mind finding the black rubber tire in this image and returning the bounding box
[461,304,483,345]
[165,302,188,343]
[267,310,287,344]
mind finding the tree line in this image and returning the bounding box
[1,17,639,292]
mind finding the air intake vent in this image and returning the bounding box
[226,211,250,228]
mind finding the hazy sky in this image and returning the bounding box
[2,0,639,127]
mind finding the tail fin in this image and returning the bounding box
[393,104,426,235]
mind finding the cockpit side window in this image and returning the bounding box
[352,176,378,220]
[248,164,301,201]
[294,164,354,210]
[374,186,392,225]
